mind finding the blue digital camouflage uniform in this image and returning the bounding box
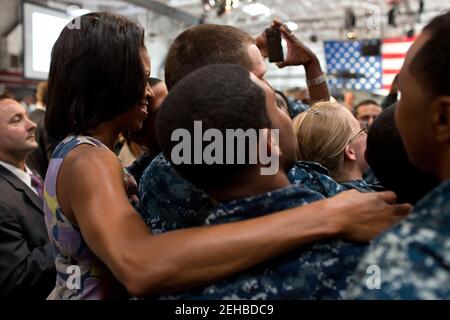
[345,179,450,300]
[363,167,379,186]
[288,161,380,197]
[155,184,369,300]
[287,97,309,119]
[139,158,379,234]
[139,153,213,234]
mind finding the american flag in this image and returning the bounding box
[324,40,382,92]
[381,37,415,90]
[324,37,415,93]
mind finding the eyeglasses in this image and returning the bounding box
[348,121,369,144]
[325,120,368,160]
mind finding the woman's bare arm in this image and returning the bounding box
[63,146,410,296]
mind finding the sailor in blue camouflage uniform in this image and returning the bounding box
[288,161,379,197]
[291,102,382,197]
[139,153,213,234]
[363,167,379,186]
[139,157,379,235]
[346,180,450,299]
[138,20,343,234]
[287,96,310,119]
[139,155,381,234]
[158,184,368,300]
[346,12,450,300]
[151,63,371,300]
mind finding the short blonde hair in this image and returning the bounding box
[293,101,356,179]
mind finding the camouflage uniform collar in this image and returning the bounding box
[295,161,330,175]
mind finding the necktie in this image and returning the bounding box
[30,172,44,198]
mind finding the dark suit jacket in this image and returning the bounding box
[0,165,55,299]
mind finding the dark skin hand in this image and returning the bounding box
[255,19,330,105]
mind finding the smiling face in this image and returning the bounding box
[118,48,155,131]
[129,80,169,150]
[0,99,38,162]
[149,81,168,112]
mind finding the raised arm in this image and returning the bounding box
[64,146,410,297]
[255,20,330,105]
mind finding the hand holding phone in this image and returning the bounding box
[265,27,284,63]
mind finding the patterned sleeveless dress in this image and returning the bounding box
[44,136,140,299]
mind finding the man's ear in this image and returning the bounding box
[259,128,281,158]
[431,96,450,143]
[344,144,357,162]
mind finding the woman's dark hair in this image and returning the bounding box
[46,12,146,140]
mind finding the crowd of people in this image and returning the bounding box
[0,9,449,300]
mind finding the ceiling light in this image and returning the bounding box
[286,21,298,31]
[67,5,90,17]
[346,31,358,40]
[243,3,271,17]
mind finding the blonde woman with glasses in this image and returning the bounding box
[289,101,380,197]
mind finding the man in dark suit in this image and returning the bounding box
[0,98,55,299]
